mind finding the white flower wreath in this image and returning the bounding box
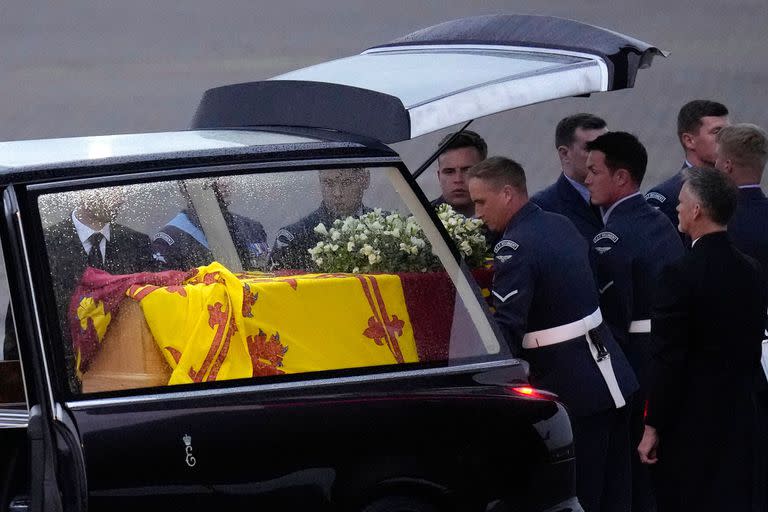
[308,204,488,273]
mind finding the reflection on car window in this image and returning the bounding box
[0,247,26,407]
[37,167,503,396]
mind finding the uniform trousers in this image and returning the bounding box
[571,405,631,512]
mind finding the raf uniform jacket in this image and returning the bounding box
[591,194,685,390]
[430,196,447,208]
[729,187,768,275]
[492,202,637,417]
[645,164,688,230]
[646,232,767,512]
[270,203,371,270]
[43,217,155,391]
[728,186,768,392]
[152,209,269,271]
[531,173,603,242]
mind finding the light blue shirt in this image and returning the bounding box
[564,173,591,203]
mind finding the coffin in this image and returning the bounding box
[78,265,493,393]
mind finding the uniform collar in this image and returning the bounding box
[736,186,767,204]
[600,192,643,224]
[504,201,539,232]
[319,202,365,221]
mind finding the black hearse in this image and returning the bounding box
[0,15,664,512]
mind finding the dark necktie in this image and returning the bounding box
[87,232,105,269]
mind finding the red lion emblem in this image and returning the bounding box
[246,329,288,377]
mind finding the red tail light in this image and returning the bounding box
[508,385,558,400]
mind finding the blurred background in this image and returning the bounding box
[2,0,767,196]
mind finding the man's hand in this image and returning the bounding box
[637,425,659,464]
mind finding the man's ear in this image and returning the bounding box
[557,145,570,163]
[502,184,515,203]
[615,168,632,187]
[692,202,702,221]
[722,159,734,175]
[681,132,696,151]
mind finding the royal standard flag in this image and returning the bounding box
[127,263,419,385]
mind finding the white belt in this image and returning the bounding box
[522,308,603,349]
[522,308,626,409]
[629,319,651,334]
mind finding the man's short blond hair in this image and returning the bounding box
[717,123,768,171]
[466,156,527,194]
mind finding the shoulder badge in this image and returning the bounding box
[152,232,174,246]
[494,239,520,253]
[275,229,295,249]
[645,192,666,203]
[495,254,513,263]
[248,241,269,256]
[593,231,619,244]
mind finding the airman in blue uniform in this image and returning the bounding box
[531,113,607,242]
[270,168,371,270]
[645,100,729,232]
[585,132,685,512]
[152,180,269,270]
[468,156,637,512]
[715,125,768,504]
[716,124,768,276]
[430,130,487,218]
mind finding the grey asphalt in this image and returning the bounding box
[2,0,768,197]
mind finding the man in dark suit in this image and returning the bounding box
[638,167,767,512]
[468,157,638,512]
[43,188,155,391]
[531,113,606,242]
[645,100,729,229]
[270,168,372,270]
[585,132,685,511]
[430,130,487,217]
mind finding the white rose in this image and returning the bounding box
[411,236,426,248]
[314,223,328,235]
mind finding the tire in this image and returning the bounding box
[360,495,439,512]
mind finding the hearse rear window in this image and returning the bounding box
[36,166,502,395]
